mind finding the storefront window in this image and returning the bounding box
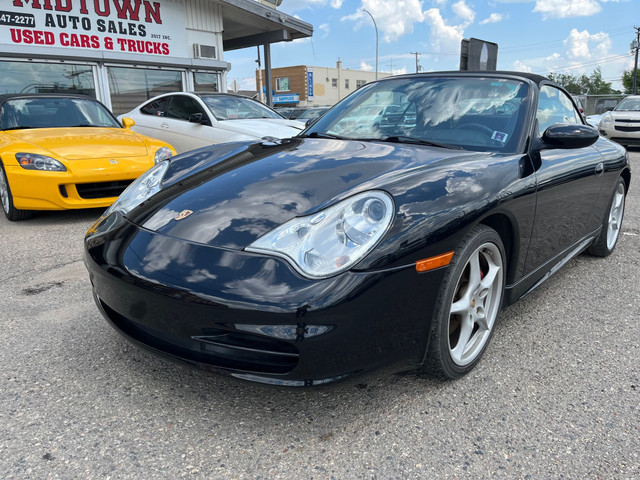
[193,72,220,92]
[0,60,95,97]
[276,77,290,92]
[107,66,183,116]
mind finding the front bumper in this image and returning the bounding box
[84,213,446,386]
[5,159,153,210]
[600,123,640,147]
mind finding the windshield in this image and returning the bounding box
[614,97,640,112]
[0,97,120,130]
[200,95,282,121]
[304,76,530,153]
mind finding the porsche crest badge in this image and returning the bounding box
[174,210,193,221]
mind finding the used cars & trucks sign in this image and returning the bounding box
[1,0,187,57]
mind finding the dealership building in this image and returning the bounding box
[0,0,312,115]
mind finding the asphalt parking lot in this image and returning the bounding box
[1,150,639,480]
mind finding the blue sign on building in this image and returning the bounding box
[273,93,300,104]
[307,68,314,100]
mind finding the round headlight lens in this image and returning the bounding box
[247,191,394,279]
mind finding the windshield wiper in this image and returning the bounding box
[299,131,347,140]
[380,136,464,150]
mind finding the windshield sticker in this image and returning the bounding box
[492,131,508,143]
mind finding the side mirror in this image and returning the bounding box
[189,113,211,125]
[121,117,135,129]
[537,124,599,150]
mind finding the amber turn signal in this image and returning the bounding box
[415,251,454,272]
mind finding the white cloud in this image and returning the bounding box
[360,61,373,71]
[479,13,506,24]
[280,0,343,13]
[341,0,426,43]
[423,8,466,54]
[452,0,475,23]
[392,67,408,75]
[564,28,611,59]
[533,0,601,19]
[512,60,533,72]
[319,23,330,37]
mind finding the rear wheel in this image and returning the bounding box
[423,225,506,379]
[0,162,32,221]
[587,177,626,257]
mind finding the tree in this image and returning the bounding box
[549,67,618,94]
[622,70,636,94]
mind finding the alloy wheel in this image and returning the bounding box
[606,182,625,251]
[448,242,504,366]
[0,167,9,214]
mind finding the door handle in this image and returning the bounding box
[595,162,604,175]
[161,122,169,129]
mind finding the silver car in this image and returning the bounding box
[118,92,305,154]
[598,95,640,148]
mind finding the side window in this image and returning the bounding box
[166,95,205,121]
[536,85,582,135]
[140,97,169,116]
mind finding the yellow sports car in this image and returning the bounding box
[0,93,176,221]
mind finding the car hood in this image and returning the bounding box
[138,138,485,250]
[5,128,149,160]
[610,110,640,120]
[215,118,305,139]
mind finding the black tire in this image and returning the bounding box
[587,177,626,257]
[0,162,32,221]
[422,225,506,379]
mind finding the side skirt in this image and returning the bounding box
[503,228,600,306]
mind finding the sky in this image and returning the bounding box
[224,0,637,93]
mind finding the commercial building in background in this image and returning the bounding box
[256,60,392,107]
[0,0,311,115]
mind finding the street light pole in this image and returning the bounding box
[633,26,639,95]
[362,9,378,80]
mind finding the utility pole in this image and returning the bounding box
[410,52,421,73]
[633,26,639,94]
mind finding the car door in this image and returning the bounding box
[160,95,213,153]
[524,84,605,274]
[130,95,170,141]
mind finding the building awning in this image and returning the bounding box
[218,0,313,50]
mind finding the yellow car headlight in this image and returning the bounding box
[16,153,66,172]
[154,147,173,164]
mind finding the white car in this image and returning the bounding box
[118,92,305,154]
[598,95,640,149]
[586,113,604,128]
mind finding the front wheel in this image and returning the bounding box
[587,177,626,257]
[423,225,506,379]
[0,162,32,221]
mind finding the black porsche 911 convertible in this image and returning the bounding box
[84,71,630,386]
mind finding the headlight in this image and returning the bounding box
[600,114,613,127]
[16,153,66,171]
[105,160,169,215]
[154,147,173,164]
[246,191,394,279]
